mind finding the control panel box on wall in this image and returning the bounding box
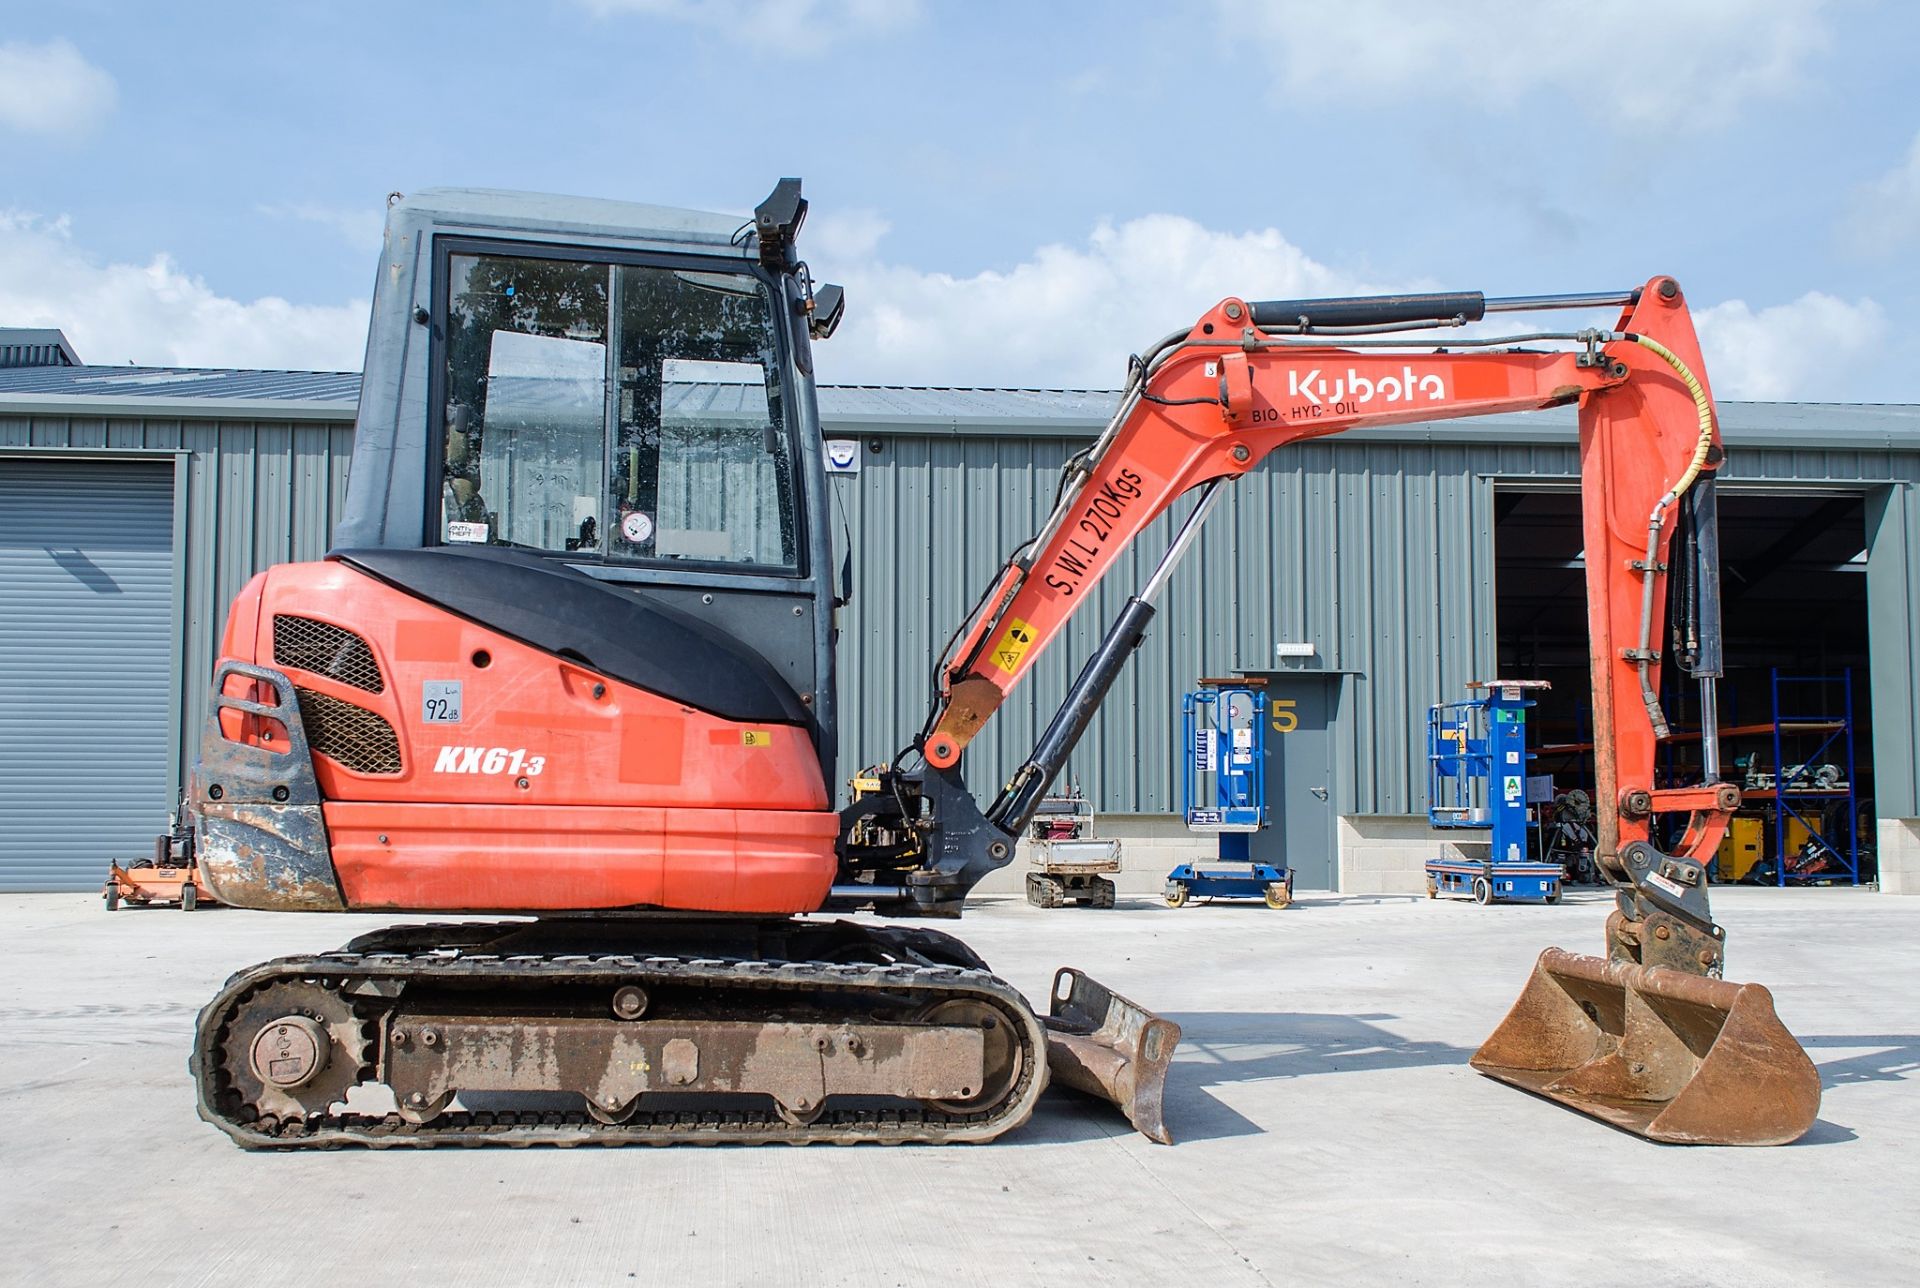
[823,440,862,474]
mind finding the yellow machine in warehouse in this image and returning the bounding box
[1715,817,1764,882]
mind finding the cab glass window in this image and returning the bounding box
[441,253,798,572]
[443,255,607,551]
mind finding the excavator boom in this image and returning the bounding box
[852,276,1818,1144]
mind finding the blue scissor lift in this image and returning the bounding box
[1165,681,1294,909]
[1426,680,1562,905]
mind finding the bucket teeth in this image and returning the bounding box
[1471,948,1821,1145]
[1042,967,1182,1144]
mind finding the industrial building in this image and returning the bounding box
[4,326,1917,896]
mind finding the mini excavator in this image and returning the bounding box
[187,181,1819,1149]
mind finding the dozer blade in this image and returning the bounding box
[1471,948,1820,1145]
[1042,967,1182,1143]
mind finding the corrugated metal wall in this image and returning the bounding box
[0,460,173,888]
[0,415,355,800]
[5,405,1918,827]
[833,431,1920,818]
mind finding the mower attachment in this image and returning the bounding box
[1042,967,1182,1143]
[1472,948,1820,1145]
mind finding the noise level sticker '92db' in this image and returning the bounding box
[991,618,1037,674]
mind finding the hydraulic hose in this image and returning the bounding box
[1633,332,1716,499]
[1621,332,1716,739]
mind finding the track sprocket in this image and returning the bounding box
[218,979,371,1123]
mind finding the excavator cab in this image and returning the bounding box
[186,182,1179,1147]
[342,185,841,780]
[193,186,848,916]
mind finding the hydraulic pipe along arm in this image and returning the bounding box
[848,277,1738,968]
[833,274,1820,1146]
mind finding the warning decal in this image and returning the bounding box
[991,618,1037,674]
[742,730,772,747]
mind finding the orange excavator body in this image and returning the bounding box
[184,182,1815,1150]
[211,561,836,914]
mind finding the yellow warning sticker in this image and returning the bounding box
[991,618,1037,674]
[742,730,772,747]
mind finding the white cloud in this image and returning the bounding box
[1228,0,1828,129]
[256,202,387,253]
[811,211,1885,400]
[0,39,117,137]
[2,202,1881,400]
[810,213,1382,387]
[805,208,893,263]
[0,211,368,371]
[1841,130,1920,256]
[575,0,919,51]
[1694,291,1885,401]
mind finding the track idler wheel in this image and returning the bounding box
[219,980,369,1123]
[915,998,1025,1116]
[397,1090,456,1124]
[586,1095,643,1125]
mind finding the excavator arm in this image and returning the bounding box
[839,276,1819,1145]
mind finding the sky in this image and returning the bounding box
[1,0,1916,401]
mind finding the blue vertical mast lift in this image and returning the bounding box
[1426,680,1562,905]
[1165,680,1294,909]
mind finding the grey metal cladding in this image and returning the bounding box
[0,459,174,889]
[0,411,356,804]
[0,365,359,402]
[0,327,83,368]
[6,377,1920,831]
[833,426,1920,821]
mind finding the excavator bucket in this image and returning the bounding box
[1042,967,1182,1143]
[1471,948,1820,1145]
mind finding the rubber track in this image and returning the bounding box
[191,946,1048,1149]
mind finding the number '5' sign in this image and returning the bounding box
[1270,698,1298,734]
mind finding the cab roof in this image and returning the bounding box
[391,187,755,256]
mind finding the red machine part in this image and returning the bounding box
[924,277,1730,889]
[209,560,836,913]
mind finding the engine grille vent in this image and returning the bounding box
[294,688,403,776]
[273,615,385,694]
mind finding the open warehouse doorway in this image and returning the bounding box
[1493,485,1872,886]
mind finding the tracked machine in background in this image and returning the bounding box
[187,181,1818,1150]
[1021,787,1121,908]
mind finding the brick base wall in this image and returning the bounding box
[1336,814,1453,895]
[1877,818,1920,894]
[969,811,1461,898]
[971,814,1217,897]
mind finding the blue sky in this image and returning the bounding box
[2,0,1916,400]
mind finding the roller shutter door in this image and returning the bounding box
[0,459,175,890]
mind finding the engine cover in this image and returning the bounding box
[191,560,837,914]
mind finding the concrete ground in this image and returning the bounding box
[4,886,1914,1288]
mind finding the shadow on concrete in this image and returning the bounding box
[1803,1033,1920,1087]
[995,1009,1475,1147]
[787,1024,1903,1150]
[1106,894,1434,913]
[1797,1119,1860,1145]
[1153,1010,1474,1142]
[1288,894,1428,909]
